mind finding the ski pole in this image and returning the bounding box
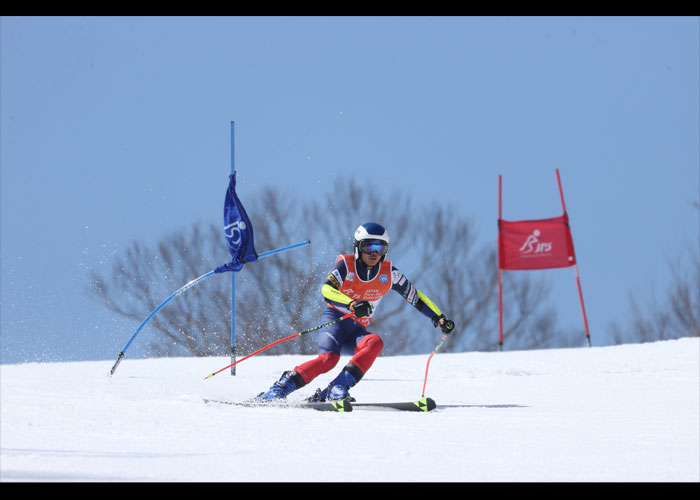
[204,312,353,380]
[108,240,311,377]
[421,334,447,397]
[110,270,217,376]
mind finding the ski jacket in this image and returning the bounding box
[321,254,443,327]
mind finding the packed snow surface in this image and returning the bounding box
[1,338,698,482]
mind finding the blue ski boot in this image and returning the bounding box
[256,370,305,402]
[307,364,363,402]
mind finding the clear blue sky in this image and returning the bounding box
[2,16,698,363]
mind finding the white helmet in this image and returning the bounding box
[353,222,390,261]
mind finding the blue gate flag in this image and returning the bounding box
[214,172,258,274]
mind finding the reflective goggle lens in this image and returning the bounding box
[360,240,388,256]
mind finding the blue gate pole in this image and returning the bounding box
[230,121,236,376]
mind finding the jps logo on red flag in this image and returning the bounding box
[519,229,551,255]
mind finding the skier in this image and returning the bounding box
[256,222,455,403]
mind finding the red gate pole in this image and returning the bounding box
[555,169,591,347]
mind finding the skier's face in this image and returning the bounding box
[358,239,388,268]
[361,249,382,267]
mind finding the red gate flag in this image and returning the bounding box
[498,214,576,270]
[498,170,590,349]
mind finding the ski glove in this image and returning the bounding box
[350,300,373,318]
[433,314,455,334]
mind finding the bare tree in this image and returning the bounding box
[608,198,699,344]
[608,237,700,344]
[89,178,574,358]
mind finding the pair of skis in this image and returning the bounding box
[203,396,437,413]
[203,328,447,414]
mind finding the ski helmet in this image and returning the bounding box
[353,222,390,261]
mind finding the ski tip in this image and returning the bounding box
[417,396,437,411]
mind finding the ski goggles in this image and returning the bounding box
[359,239,389,256]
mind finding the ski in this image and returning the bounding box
[203,397,435,412]
[352,397,437,412]
[203,398,352,412]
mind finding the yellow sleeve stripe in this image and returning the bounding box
[416,289,442,316]
[322,284,354,307]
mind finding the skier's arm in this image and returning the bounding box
[321,259,353,307]
[391,267,455,334]
[415,289,443,319]
[321,283,354,307]
[321,278,373,317]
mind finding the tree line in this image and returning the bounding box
[88,179,698,358]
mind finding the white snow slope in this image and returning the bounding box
[1,338,698,482]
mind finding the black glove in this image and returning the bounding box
[433,314,455,334]
[350,300,373,318]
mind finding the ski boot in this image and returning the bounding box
[307,364,362,402]
[256,370,305,402]
[307,385,355,403]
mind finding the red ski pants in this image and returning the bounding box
[294,333,384,384]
